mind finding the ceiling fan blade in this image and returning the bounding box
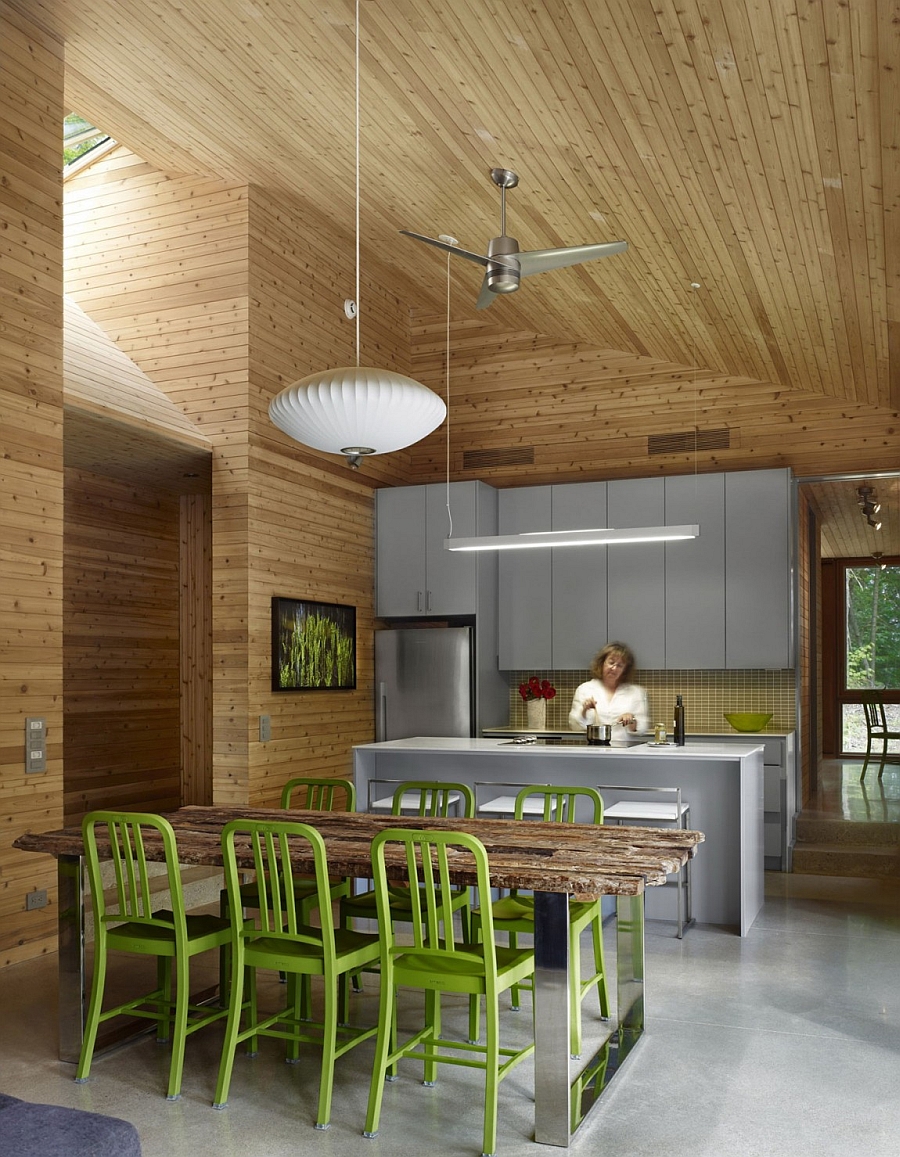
[399,230,491,268]
[518,240,628,277]
[475,275,496,310]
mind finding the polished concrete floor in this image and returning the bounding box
[5,859,900,1157]
[806,756,900,823]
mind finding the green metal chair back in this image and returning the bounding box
[513,783,604,824]
[390,779,475,817]
[76,811,231,1101]
[281,775,356,811]
[364,828,535,1156]
[215,818,379,1129]
[471,784,609,1059]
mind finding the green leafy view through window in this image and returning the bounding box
[64,113,111,166]
[845,565,900,691]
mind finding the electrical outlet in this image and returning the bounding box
[259,715,272,742]
[26,889,48,911]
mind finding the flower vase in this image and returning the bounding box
[526,698,546,731]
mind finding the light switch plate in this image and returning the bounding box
[259,715,272,742]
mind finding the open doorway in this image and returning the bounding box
[798,474,900,788]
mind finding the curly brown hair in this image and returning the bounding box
[590,642,636,683]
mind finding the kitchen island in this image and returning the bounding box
[352,736,764,935]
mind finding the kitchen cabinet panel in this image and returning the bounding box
[498,486,552,669]
[607,478,666,668]
[724,469,793,668]
[665,474,726,668]
[551,482,608,669]
[375,486,426,616]
[376,482,482,617]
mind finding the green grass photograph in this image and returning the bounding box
[272,597,356,691]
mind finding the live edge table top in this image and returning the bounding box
[15,805,703,898]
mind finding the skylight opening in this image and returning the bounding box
[64,113,112,168]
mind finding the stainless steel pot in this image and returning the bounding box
[586,723,612,745]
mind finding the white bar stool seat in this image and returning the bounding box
[478,795,556,817]
[370,789,463,813]
[604,800,689,823]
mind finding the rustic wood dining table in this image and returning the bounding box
[15,805,702,1149]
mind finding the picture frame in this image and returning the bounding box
[271,596,356,691]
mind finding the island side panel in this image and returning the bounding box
[352,741,763,933]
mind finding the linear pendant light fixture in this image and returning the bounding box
[268,0,445,468]
[443,280,705,552]
[444,524,700,551]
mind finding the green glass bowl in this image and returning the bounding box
[724,711,773,732]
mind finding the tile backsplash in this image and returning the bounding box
[506,669,796,733]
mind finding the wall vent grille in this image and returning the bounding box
[648,428,732,455]
[462,446,535,470]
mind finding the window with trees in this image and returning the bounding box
[843,563,900,753]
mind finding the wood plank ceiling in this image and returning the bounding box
[12,0,900,555]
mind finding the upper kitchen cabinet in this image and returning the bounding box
[607,478,667,668]
[376,481,496,617]
[665,473,726,668]
[724,468,793,668]
[497,486,552,668]
[551,482,608,669]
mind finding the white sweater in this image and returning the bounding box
[568,679,650,740]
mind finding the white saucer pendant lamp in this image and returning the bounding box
[269,367,446,465]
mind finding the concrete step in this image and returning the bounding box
[795,817,900,847]
[791,842,900,879]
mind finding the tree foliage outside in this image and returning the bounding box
[843,564,900,753]
[845,565,900,690]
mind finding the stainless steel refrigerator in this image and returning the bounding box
[375,627,474,740]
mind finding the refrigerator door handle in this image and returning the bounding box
[378,681,387,742]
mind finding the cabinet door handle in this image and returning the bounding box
[426,590,433,611]
[417,590,423,612]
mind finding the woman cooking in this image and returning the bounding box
[568,641,649,741]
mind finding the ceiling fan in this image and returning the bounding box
[400,167,627,309]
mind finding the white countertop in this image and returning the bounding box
[354,736,764,759]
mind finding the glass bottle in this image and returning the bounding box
[673,694,685,746]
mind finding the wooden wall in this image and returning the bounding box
[63,146,417,816]
[407,316,900,486]
[63,470,182,824]
[0,5,64,966]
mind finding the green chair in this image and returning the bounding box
[219,776,356,1002]
[75,811,232,1101]
[363,828,535,1157]
[341,780,475,941]
[214,817,380,1129]
[470,785,609,1058]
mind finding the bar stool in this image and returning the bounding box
[475,781,560,818]
[598,784,693,938]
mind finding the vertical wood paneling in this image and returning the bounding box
[0,5,64,966]
[63,470,182,824]
[180,492,212,804]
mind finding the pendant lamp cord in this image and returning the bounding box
[445,250,453,538]
[354,0,360,367]
[691,281,701,506]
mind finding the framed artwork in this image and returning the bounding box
[271,597,356,691]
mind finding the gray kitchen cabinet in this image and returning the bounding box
[497,486,552,668]
[551,482,608,669]
[606,478,666,668]
[376,481,490,617]
[724,469,793,668]
[665,473,726,668]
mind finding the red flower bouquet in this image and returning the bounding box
[518,676,557,702]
